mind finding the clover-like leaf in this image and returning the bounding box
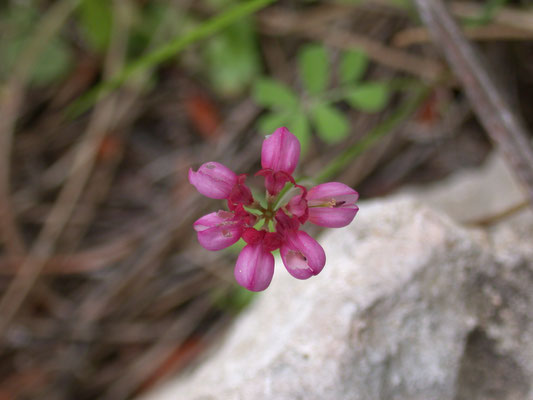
[339,49,368,83]
[253,78,299,109]
[311,103,349,143]
[345,82,390,112]
[298,43,329,95]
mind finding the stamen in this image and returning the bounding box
[221,229,232,238]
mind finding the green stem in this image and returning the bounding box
[66,0,277,118]
[316,85,430,183]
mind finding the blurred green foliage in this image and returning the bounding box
[78,0,112,52]
[462,0,508,26]
[0,0,265,97]
[204,19,260,96]
[253,43,391,153]
[212,286,257,314]
[0,3,73,85]
[202,0,261,96]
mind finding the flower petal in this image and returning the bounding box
[307,182,359,205]
[193,212,242,251]
[188,162,238,199]
[234,244,275,292]
[281,230,325,279]
[307,182,359,227]
[286,185,308,222]
[308,205,359,228]
[261,127,300,174]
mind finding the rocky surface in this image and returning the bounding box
[141,155,533,400]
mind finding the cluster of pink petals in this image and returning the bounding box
[189,127,359,292]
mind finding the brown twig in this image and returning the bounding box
[451,2,533,33]
[101,298,212,400]
[0,83,26,256]
[0,233,140,275]
[413,0,533,207]
[0,0,126,337]
[0,0,80,258]
[393,24,533,48]
[258,7,445,81]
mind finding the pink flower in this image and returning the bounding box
[307,182,359,228]
[189,162,238,199]
[193,211,244,251]
[234,243,275,292]
[228,175,254,208]
[285,185,308,223]
[256,169,295,196]
[261,127,300,175]
[189,127,359,292]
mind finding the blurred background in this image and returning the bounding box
[0,0,532,398]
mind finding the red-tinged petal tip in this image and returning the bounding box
[234,243,275,292]
[189,162,238,199]
[261,127,300,175]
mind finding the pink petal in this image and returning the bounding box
[193,212,242,251]
[281,231,325,279]
[188,162,238,199]
[261,127,300,174]
[308,205,359,228]
[286,185,308,221]
[228,174,253,206]
[234,244,275,292]
[307,182,359,228]
[307,182,359,206]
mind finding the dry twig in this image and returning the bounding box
[413,0,533,207]
[451,2,533,33]
[0,0,126,337]
[258,6,445,81]
[393,24,533,47]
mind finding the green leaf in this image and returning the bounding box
[298,43,329,95]
[257,111,289,134]
[32,39,72,85]
[311,104,349,143]
[253,78,299,109]
[345,82,390,112]
[204,19,260,96]
[339,49,368,83]
[78,0,113,51]
[2,35,72,86]
[287,111,311,154]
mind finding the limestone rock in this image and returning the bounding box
[141,155,533,400]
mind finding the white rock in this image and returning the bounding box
[141,155,533,400]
